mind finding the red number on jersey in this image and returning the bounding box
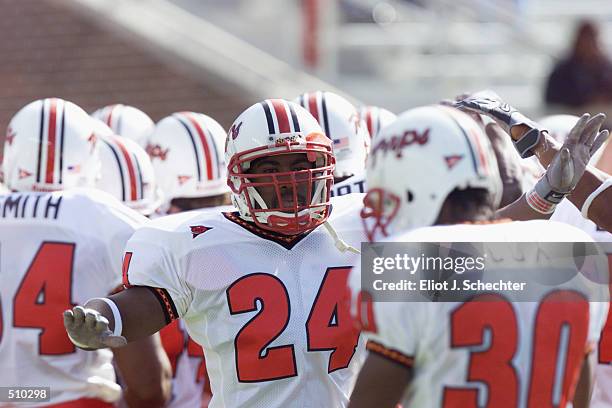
[227,273,297,382]
[13,242,76,355]
[443,294,518,407]
[227,268,359,382]
[598,254,612,364]
[443,290,589,407]
[306,267,360,372]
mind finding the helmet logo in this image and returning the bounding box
[230,121,243,140]
[18,168,32,179]
[370,128,430,166]
[444,155,463,169]
[177,175,192,185]
[146,143,169,161]
[6,127,16,146]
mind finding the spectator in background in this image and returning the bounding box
[546,20,612,107]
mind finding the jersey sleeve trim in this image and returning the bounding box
[366,339,414,369]
[143,286,179,324]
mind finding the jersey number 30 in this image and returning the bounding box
[226,267,359,382]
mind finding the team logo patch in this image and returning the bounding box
[230,121,243,140]
[18,168,32,179]
[146,144,170,161]
[444,155,463,169]
[190,225,212,239]
[178,175,192,185]
[6,127,16,146]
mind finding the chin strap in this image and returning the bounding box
[319,218,361,254]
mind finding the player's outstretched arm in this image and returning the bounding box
[113,333,173,408]
[63,286,169,349]
[348,351,413,408]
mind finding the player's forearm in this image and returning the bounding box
[495,194,551,221]
[568,168,612,233]
[85,287,169,342]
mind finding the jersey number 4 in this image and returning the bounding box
[443,291,589,408]
[226,267,359,382]
[0,242,75,354]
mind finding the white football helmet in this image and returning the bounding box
[539,114,607,166]
[296,91,369,179]
[147,112,229,204]
[2,98,99,192]
[96,131,161,215]
[359,105,397,140]
[92,104,154,148]
[362,105,502,241]
[226,99,335,235]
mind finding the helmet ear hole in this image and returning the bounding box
[406,190,414,202]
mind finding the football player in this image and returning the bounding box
[536,114,612,408]
[147,111,233,407]
[348,105,609,408]
[92,104,155,149]
[64,99,366,407]
[94,121,162,216]
[359,105,397,140]
[0,98,171,407]
[147,112,231,215]
[297,91,370,197]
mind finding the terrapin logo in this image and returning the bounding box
[147,144,169,161]
[369,129,430,166]
[230,122,243,140]
[6,127,16,146]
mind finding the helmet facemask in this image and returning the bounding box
[228,137,335,235]
[360,187,401,242]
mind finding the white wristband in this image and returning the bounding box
[581,178,612,219]
[88,297,122,337]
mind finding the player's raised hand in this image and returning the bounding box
[453,90,544,158]
[535,113,609,203]
[63,306,127,350]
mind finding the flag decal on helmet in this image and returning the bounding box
[444,155,463,169]
[146,144,169,161]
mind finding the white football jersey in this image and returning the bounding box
[123,195,367,408]
[552,199,612,408]
[349,220,609,408]
[331,170,366,198]
[0,189,147,406]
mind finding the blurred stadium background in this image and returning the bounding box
[1,0,611,149]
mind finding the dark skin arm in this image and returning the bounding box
[113,333,173,408]
[573,352,596,408]
[348,351,413,408]
[84,286,169,342]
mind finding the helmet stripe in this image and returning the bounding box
[174,115,202,182]
[203,123,221,180]
[260,101,275,134]
[270,99,290,133]
[114,136,138,201]
[58,102,66,184]
[36,100,45,182]
[320,92,331,138]
[45,98,58,184]
[184,113,214,181]
[133,152,144,200]
[102,138,127,201]
[288,103,301,132]
[106,104,116,127]
[365,108,374,137]
[307,93,319,122]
